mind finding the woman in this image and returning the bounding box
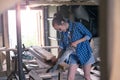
[52,12,95,80]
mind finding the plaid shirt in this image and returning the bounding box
[59,20,92,65]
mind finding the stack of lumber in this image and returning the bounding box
[31,46,55,60]
[27,46,60,80]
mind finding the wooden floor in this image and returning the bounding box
[0,69,100,80]
[28,68,100,80]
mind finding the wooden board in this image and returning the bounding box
[31,46,55,60]
[29,70,59,80]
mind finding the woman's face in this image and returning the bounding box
[53,21,68,32]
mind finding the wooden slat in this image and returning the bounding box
[40,46,59,49]
[36,58,50,69]
[38,72,58,78]
[0,47,17,76]
[0,48,17,52]
[29,70,43,80]
[28,48,53,70]
[0,47,6,51]
[28,48,45,62]
[31,46,55,60]
[29,70,59,79]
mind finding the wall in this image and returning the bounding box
[48,6,58,57]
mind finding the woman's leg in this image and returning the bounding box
[83,64,92,80]
[67,64,78,80]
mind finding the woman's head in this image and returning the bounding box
[52,12,69,32]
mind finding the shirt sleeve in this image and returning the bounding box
[85,35,91,40]
[75,22,92,39]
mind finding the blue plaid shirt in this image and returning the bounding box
[59,20,92,65]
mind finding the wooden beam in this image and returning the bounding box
[29,69,59,80]
[99,0,108,79]
[0,48,17,52]
[0,0,18,14]
[31,46,55,60]
[27,0,99,8]
[29,70,43,80]
[40,46,59,49]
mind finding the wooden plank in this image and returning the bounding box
[36,58,50,69]
[29,70,43,80]
[23,59,38,64]
[0,48,17,52]
[29,70,58,79]
[28,48,53,67]
[31,46,55,60]
[0,47,6,51]
[40,46,59,49]
[38,72,58,78]
[28,48,45,62]
[33,68,49,73]
[0,48,16,76]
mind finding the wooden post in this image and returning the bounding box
[100,0,120,80]
[107,0,120,80]
[16,1,25,80]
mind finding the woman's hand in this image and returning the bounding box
[71,37,86,47]
[71,41,78,47]
[51,56,58,64]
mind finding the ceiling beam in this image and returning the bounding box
[26,0,99,8]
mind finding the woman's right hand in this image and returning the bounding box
[71,41,78,48]
[51,56,58,64]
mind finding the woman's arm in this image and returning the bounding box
[71,36,87,47]
[76,22,92,38]
[71,22,92,47]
